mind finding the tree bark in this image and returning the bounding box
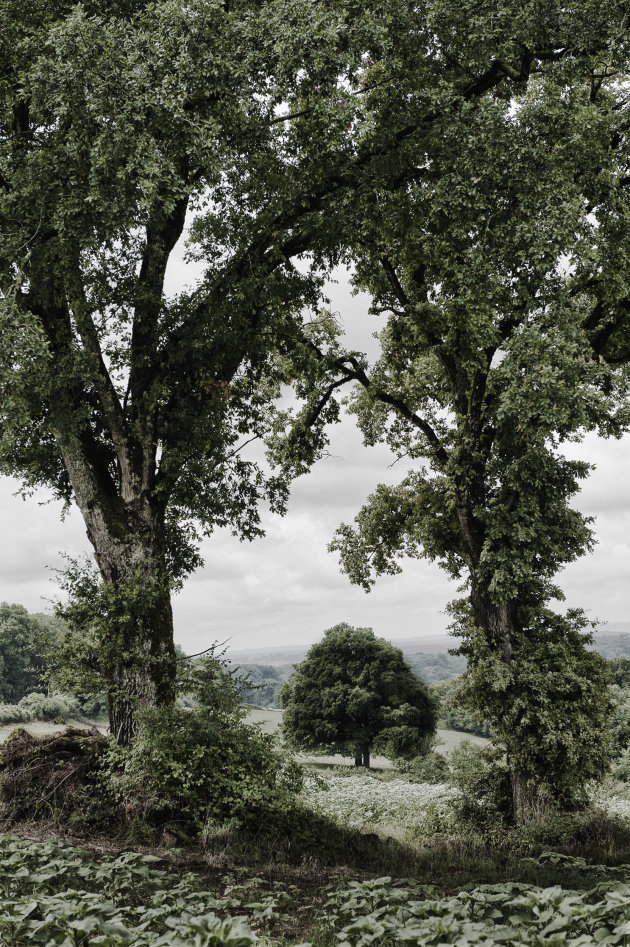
[105,556,176,746]
[89,526,176,746]
[470,581,531,822]
[55,435,176,744]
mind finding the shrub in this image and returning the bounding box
[101,704,304,830]
[0,692,82,726]
[17,692,81,721]
[0,704,30,725]
[450,741,513,827]
[405,751,451,784]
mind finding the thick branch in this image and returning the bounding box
[66,253,134,490]
[129,192,189,411]
[307,342,449,467]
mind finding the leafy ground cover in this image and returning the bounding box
[315,866,630,946]
[4,832,630,946]
[0,833,280,945]
[3,738,630,945]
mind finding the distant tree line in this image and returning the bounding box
[234,650,467,709]
[0,603,64,703]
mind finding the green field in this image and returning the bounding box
[243,705,489,764]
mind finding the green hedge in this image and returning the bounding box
[0,692,81,725]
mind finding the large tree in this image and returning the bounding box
[1,0,625,744]
[0,0,366,742]
[280,623,437,768]
[284,67,629,818]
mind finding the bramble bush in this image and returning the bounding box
[101,704,304,831]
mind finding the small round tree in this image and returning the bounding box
[279,623,437,767]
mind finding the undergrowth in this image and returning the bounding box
[4,728,630,944]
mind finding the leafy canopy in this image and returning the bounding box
[280,623,437,762]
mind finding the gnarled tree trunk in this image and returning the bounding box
[57,437,177,745]
[87,521,176,746]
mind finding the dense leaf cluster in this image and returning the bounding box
[280,623,437,765]
[0,604,63,703]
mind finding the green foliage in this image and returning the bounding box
[404,651,466,684]
[609,657,630,688]
[0,691,81,725]
[280,624,437,764]
[312,31,630,815]
[610,747,630,783]
[430,677,492,738]
[233,653,464,709]
[101,704,303,830]
[459,608,612,808]
[0,603,64,703]
[177,646,251,718]
[234,664,293,708]
[0,0,382,733]
[405,752,452,785]
[0,834,263,945]
[50,558,175,700]
[317,866,630,947]
[608,685,630,759]
[450,741,514,828]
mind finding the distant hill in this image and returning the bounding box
[231,644,465,708]
[227,633,455,668]
[229,621,630,706]
[590,624,630,659]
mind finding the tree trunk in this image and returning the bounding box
[470,581,528,821]
[57,441,177,745]
[96,534,176,746]
[106,563,176,745]
[354,744,371,768]
[509,766,551,825]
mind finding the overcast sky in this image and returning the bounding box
[1,256,629,657]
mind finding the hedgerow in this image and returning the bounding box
[0,693,82,726]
